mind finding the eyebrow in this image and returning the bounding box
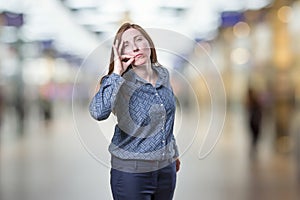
[134,35,143,39]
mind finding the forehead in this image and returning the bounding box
[121,28,143,41]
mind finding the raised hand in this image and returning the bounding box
[112,39,134,75]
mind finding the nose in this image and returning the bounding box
[132,43,139,52]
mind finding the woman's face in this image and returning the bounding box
[121,28,151,66]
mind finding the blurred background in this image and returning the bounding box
[0,0,300,199]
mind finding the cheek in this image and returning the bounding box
[144,48,151,58]
[123,47,131,54]
[140,42,150,49]
[140,42,151,55]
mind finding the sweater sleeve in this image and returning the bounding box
[89,73,125,121]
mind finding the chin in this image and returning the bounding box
[133,59,146,66]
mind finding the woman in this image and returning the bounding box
[89,23,180,200]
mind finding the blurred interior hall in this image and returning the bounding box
[1,0,300,199]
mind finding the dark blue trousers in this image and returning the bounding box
[110,162,177,200]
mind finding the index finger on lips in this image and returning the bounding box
[121,55,134,63]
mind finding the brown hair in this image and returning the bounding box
[101,23,160,83]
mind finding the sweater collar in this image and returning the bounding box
[123,65,167,88]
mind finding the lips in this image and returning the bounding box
[134,54,143,58]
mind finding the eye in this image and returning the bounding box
[123,41,129,47]
[122,43,129,51]
[136,37,143,41]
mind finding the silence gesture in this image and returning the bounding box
[112,39,134,75]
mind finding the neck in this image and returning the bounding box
[132,62,153,81]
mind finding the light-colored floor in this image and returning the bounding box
[1,102,299,200]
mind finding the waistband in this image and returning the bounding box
[111,156,175,173]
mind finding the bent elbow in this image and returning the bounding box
[89,108,111,121]
[95,113,110,121]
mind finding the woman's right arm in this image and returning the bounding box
[89,39,134,120]
[89,73,125,121]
